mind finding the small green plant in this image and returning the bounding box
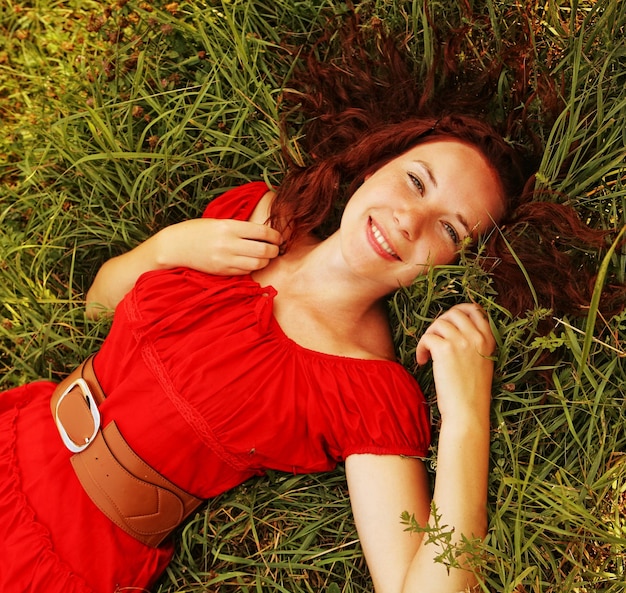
[401,503,486,574]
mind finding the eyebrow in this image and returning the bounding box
[415,160,472,237]
[415,160,437,188]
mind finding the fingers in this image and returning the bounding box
[226,253,276,274]
[210,219,283,273]
[230,219,283,247]
[432,305,493,346]
[415,304,494,365]
[242,236,281,259]
[228,220,282,259]
[233,229,281,271]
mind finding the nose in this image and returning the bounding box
[394,204,425,241]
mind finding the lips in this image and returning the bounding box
[369,218,399,259]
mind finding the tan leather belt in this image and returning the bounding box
[51,355,203,547]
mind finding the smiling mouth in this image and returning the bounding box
[370,218,400,259]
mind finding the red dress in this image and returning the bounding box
[0,182,431,592]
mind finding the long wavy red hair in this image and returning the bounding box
[269,13,624,324]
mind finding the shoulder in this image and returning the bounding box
[202,181,273,220]
[249,189,276,224]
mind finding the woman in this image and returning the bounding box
[2,116,507,593]
[1,19,620,593]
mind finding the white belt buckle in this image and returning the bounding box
[54,378,101,453]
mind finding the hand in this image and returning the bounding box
[415,303,495,424]
[160,217,283,275]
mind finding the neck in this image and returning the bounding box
[251,234,396,360]
[256,233,390,319]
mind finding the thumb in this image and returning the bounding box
[415,334,433,367]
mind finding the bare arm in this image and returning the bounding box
[86,191,281,318]
[346,303,493,593]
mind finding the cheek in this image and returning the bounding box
[394,262,431,287]
[416,240,458,267]
[396,239,458,286]
[435,246,460,266]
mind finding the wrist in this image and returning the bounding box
[438,414,491,452]
[152,225,183,269]
[440,403,490,431]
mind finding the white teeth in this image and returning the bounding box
[371,221,398,258]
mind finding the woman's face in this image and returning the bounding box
[339,138,506,292]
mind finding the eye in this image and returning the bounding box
[443,222,460,244]
[408,173,425,195]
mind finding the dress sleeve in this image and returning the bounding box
[339,368,431,460]
[312,359,432,462]
[202,181,270,221]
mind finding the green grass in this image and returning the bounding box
[1,1,625,591]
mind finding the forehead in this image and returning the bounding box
[401,137,493,167]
